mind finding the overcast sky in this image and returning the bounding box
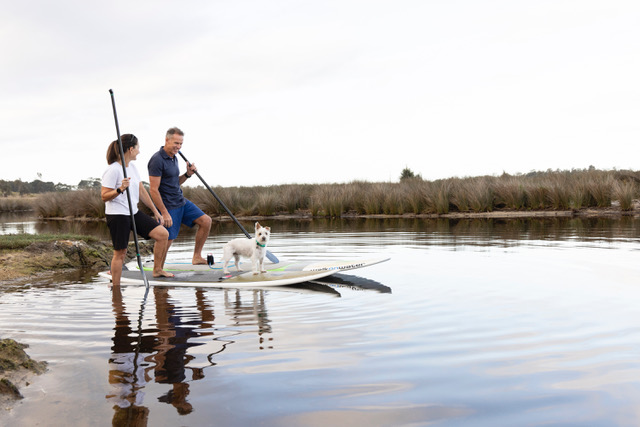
[1,1,639,188]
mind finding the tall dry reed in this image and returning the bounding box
[494,177,527,210]
[35,190,104,218]
[0,196,36,212]
[451,177,494,212]
[613,180,636,211]
[29,168,640,219]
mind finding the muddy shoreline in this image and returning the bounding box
[0,239,153,286]
[0,339,47,411]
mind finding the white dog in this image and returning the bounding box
[222,222,271,275]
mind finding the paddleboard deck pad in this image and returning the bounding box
[98,257,389,288]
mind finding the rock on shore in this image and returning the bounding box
[0,339,47,410]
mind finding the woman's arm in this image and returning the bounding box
[101,178,130,202]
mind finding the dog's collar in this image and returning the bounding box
[256,239,266,248]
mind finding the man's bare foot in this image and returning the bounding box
[153,270,175,278]
[193,257,207,265]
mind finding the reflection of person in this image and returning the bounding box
[107,284,216,420]
[107,285,153,426]
[152,287,209,415]
[101,134,172,286]
[148,127,212,266]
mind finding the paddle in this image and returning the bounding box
[108,89,149,287]
[177,151,279,263]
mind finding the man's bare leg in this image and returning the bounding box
[159,240,173,270]
[192,214,212,265]
[149,225,173,278]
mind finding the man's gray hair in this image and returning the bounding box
[166,127,184,138]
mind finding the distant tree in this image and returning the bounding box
[13,179,28,195]
[29,180,56,193]
[0,179,74,195]
[55,183,74,192]
[77,178,101,190]
[400,167,422,181]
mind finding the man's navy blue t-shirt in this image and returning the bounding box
[148,146,185,210]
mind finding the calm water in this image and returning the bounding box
[3,216,640,426]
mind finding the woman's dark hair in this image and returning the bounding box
[106,134,138,165]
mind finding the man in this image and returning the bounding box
[148,127,212,265]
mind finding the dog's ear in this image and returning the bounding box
[265,227,271,232]
[255,222,261,229]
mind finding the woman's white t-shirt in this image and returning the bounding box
[102,162,141,215]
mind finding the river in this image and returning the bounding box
[2,215,640,426]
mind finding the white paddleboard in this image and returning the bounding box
[98,257,389,288]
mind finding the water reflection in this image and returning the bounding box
[223,289,272,350]
[106,275,390,423]
[151,287,212,415]
[311,273,392,294]
[311,216,640,249]
[107,285,274,423]
[0,212,38,234]
[4,214,640,250]
[108,286,152,425]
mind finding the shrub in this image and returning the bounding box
[0,196,35,212]
[586,175,613,208]
[613,180,636,211]
[525,184,548,210]
[452,178,494,212]
[494,178,527,210]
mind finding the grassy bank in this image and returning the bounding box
[0,233,99,250]
[31,189,105,218]
[24,169,640,219]
[0,196,36,213]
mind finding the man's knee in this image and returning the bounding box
[196,214,212,228]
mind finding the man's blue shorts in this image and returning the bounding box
[166,199,206,240]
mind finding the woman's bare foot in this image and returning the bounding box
[192,257,207,265]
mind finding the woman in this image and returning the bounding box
[101,134,173,286]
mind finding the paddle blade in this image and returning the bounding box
[266,250,279,263]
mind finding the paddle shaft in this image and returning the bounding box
[177,151,279,263]
[108,89,149,287]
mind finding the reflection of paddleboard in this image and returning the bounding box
[98,257,389,288]
[310,273,392,294]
